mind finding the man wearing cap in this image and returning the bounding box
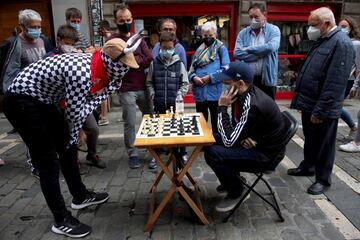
[2,37,140,238]
[204,61,289,212]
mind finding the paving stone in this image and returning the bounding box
[0,189,24,207]
[293,214,318,234]
[194,224,216,240]
[7,197,32,214]
[151,229,172,240]
[107,186,123,203]
[203,172,218,182]
[320,222,346,240]
[0,212,17,232]
[280,228,305,240]
[0,183,17,196]
[21,182,41,198]
[215,222,240,240]
[123,179,141,192]
[19,218,52,240]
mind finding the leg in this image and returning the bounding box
[82,113,99,157]
[196,101,209,122]
[253,76,276,100]
[119,91,138,158]
[340,107,357,130]
[208,100,219,133]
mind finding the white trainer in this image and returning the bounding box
[339,141,360,153]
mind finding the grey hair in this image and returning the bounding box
[311,7,335,25]
[19,9,42,25]
[201,21,217,35]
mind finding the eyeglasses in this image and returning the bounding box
[162,28,175,32]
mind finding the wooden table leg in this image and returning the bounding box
[145,184,177,232]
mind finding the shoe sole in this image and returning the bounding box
[339,148,360,153]
[98,122,109,126]
[51,225,91,238]
[71,195,109,210]
[215,194,250,212]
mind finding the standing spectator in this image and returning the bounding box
[188,21,230,133]
[65,7,95,53]
[112,3,153,169]
[233,3,280,99]
[339,17,360,153]
[65,8,105,168]
[152,18,187,66]
[146,32,189,168]
[287,7,355,195]
[97,20,113,126]
[3,36,140,237]
[338,16,360,140]
[0,9,53,178]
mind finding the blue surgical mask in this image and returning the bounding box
[159,48,175,60]
[26,27,41,39]
[340,27,350,35]
[70,22,81,32]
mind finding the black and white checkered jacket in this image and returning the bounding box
[8,52,128,146]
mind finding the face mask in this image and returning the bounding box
[60,44,77,53]
[69,22,81,32]
[250,18,262,30]
[159,48,174,60]
[307,26,321,41]
[203,37,215,47]
[340,27,350,35]
[117,23,131,34]
[26,27,41,39]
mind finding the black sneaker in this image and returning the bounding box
[51,215,91,238]
[71,191,109,210]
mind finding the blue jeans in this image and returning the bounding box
[119,91,150,158]
[341,80,356,129]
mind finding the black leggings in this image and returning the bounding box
[195,100,219,133]
[3,93,87,223]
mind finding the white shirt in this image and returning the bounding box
[249,28,265,76]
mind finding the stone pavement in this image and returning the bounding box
[0,99,359,240]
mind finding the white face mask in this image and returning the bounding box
[60,45,77,53]
[250,18,262,30]
[340,27,350,35]
[307,26,321,41]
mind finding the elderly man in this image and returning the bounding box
[287,7,355,195]
[111,4,154,169]
[0,9,53,176]
[3,36,142,237]
[233,3,280,99]
[151,18,187,66]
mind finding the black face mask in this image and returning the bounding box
[203,37,215,46]
[117,23,131,34]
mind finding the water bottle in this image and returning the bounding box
[175,94,184,115]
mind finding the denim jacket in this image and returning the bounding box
[233,23,280,87]
[291,28,355,119]
[188,44,230,102]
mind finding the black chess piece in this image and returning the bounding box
[192,116,197,126]
[150,112,154,118]
[156,112,160,118]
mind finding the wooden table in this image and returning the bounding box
[134,113,215,231]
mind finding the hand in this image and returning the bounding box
[310,114,323,124]
[241,138,257,149]
[84,46,96,53]
[218,86,238,107]
[241,47,248,52]
[349,89,357,99]
[201,75,210,85]
[193,76,204,86]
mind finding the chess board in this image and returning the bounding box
[136,113,204,138]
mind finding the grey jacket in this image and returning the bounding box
[0,35,53,94]
[291,28,355,119]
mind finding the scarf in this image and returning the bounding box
[191,39,223,69]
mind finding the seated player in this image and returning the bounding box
[3,37,141,238]
[146,32,189,169]
[204,61,289,212]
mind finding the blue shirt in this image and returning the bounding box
[233,23,280,87]
[152,42,187,67]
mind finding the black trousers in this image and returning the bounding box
[3,93,88,223]
[298,111,338,186]
[204,134,270,198]
[195,100,218,133]
[253,75,277,100]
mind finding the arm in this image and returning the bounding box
[233,30,258,62]
[135,39,153,68]
[217,92,252,147]
[176,43,187,67]
[178,62,189,97]
[246,25,280,56]
[209,45,230,84]
[145,62,155,98]
[313,40,355,119]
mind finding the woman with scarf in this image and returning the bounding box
[189,21,230,133]
[2,35,142,238]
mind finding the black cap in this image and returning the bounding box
[217,61,254,84]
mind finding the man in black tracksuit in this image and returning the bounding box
[204,61,289,212]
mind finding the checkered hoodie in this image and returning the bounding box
[8,51,129,146]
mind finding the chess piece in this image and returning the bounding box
[156,112,160,118]
[148,124,156,137]
[170,106,174,115]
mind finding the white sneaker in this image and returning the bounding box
[339,141,360,153]
[215,193,250,212]
[98,119,109,126]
